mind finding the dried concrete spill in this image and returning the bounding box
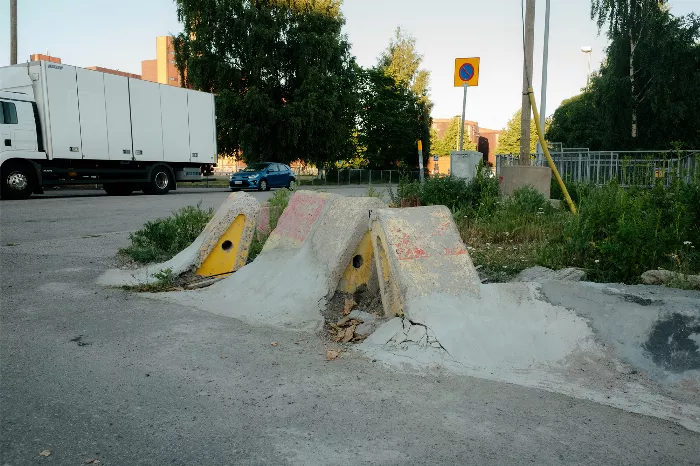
[101,192,700,433]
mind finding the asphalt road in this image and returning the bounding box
[1,189,698,465]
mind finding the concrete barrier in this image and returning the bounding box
[97,192,260,286]
[369,205,481,318]
[499,165,552,198]
[153,191,385,330]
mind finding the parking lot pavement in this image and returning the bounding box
[1,191,698,465]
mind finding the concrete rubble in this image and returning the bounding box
[511,265,586,282]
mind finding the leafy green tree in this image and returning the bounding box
[356,28,433,169]
[432,117,461,157]
[546,94,604,149]
[358,68,423,168]
[551,7,700,150]
[590,0,669,140]
[172,0,358,167]
[498,109,549,155]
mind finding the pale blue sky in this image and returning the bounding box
[1,0,696,129]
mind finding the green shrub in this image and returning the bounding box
[508,185,552,215]
[548,180,700,283]
[120,202,214,264]
[390,162,499,215]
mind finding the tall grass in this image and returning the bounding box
[393,168,700,285]
[120,202,214,264]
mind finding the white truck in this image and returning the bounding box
[0,61,217,199]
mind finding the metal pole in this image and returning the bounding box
[459,84,468,151]
[536,0,550,164]
[587,52,591,91]
[10,0,18,65]
[520,0,536,164]
[418,140,424,182]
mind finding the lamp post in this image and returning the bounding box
[581,46,592,91]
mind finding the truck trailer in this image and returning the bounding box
[0,61,217,199]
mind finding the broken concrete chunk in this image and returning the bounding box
[348,310,376,324]
[641,269,700,289]
[355,322,377,337]
[512,266,586,283]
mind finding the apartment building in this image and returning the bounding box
[141,36,181,86]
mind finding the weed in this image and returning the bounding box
[123,267,177,293]
[248,232,268,263]
[366,186,384,199]
[120,202,214,264]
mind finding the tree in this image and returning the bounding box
[172,0,358,167]
[590,0,669,140]
[550,8,700,150]
[432,117,461,157]
[546,94,604,149]
[357,68,423,168]
[498,109,550,155]
[357,28,433,169]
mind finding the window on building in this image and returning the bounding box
[1,102,18,124]
[169,77,175,81]
[168,60,175,64]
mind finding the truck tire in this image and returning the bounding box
[103,184,134,196]
[1,161,35,200]
[143,165,173,195]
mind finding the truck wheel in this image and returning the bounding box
[104,184,134,196]
[144,165,173,195]
[1,161,35,200]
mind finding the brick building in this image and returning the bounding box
[141,36,181,86]
[429,117,501,175]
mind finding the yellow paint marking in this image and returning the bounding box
[338,231,373,293]
[196,214,247,278]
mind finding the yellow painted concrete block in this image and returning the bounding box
[337,231,375,294]
[196,214,248,278]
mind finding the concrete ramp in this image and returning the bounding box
[98,192,259,286]
[369,205,481,318]
[153,191,385,330]
[363,206,700,432]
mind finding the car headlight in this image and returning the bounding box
[248,174,259,179]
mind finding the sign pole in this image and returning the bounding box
[417,140,424,182]
[459,83,468,151]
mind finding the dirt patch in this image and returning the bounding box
[322,285,387,344]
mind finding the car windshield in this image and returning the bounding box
[243,164,269,172]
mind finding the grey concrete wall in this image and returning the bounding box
[499,165,552,198]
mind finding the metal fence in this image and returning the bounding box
[496,150,700,187]
[295,169,421,186]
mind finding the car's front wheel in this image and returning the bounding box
[258,179,268,191]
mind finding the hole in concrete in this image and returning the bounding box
[352,255,363,269]
[221,240,233,252]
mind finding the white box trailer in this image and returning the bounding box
[0,61,217,199]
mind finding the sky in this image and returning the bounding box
[1,0,696,130]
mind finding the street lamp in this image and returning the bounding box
[581,46,592,91]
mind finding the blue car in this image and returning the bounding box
[229,162,296,192]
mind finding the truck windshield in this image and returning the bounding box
[243,164,269,172]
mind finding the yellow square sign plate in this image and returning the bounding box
[454,57,480,87]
